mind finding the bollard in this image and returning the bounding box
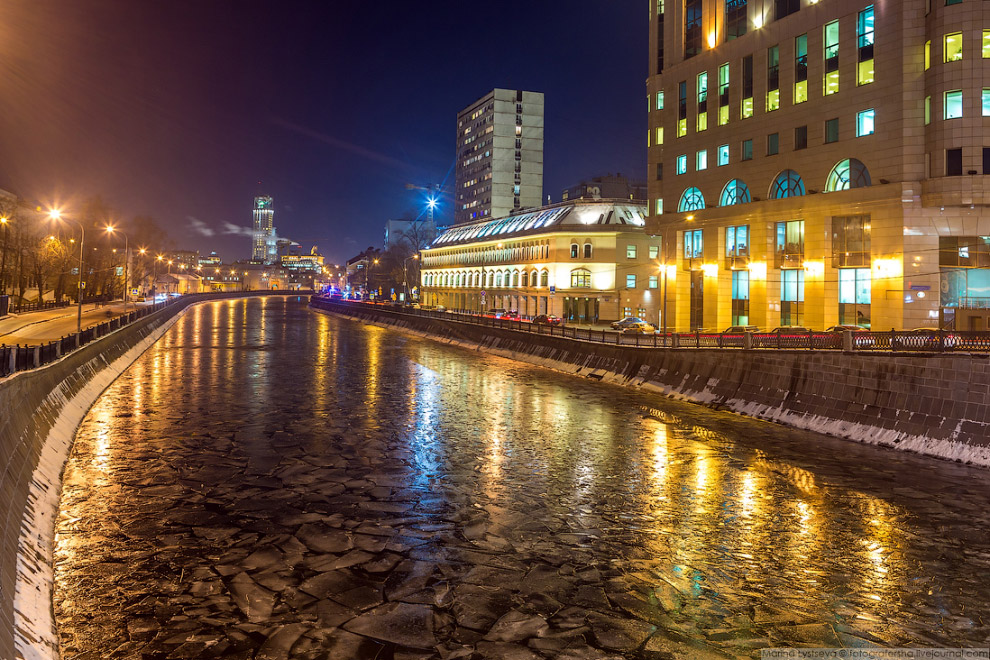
[743,331,753,350]
[672,333,680,349]
[843,330,853,352]
[33,345,39,368]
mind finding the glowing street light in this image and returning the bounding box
[0,215,9,293]
[48,207,85,334]
[105,224,131,311]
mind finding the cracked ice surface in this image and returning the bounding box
[54,297,990,659]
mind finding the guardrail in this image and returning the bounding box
[0,290,311,378]
[312,297,983,354]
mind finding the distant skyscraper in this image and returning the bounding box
[454,89,544,225]
[252,196,277,263]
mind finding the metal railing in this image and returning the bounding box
[312,297,988,355]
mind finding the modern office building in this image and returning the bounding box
[252,196,277,264]
[648,0,990,331]
[421,200,663,324]
[455,89,545,225]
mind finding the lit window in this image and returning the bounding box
[656,198,664,215]
[925,95,931,125]
[795,34,808,103]
[697,71,708,132]
[656,91,665,109]
[626,274,637,288]
[649,245,660,260]
[726,225,749,257]
[627,245,637,259]
[856,109,875,136]
[684,229,703,258]
[925,40,931,70]
[770,170,806,199]
[656,127,664,145]
[983,89,990,117]
[717,144,729,166]
[742,54,754,118]
[571,269,591,288]
[676,154,687,174]
[678,188,706,212]
[678,80,688,137]
[766,45,780,111]
[824,20,839,96]
[984,31,990,58]
[857,5,874,85]
[944,32,963,62]
[696,149,708,171]
[649,275,659,289]
[720,179,751,206]
[945,90,963,119]
[718,63,730,125]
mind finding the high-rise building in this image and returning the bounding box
[252,196,277,263]
[647,0,990,332]
[455,89,545,225]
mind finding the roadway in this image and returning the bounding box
[0,301,152,346]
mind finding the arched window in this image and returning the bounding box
[496,271,504,287]
[570,269,592,288]
[512,271,519,287]
[540,270,549,287]
[531,270,540,287]
[678,187,706,212]
[770,169,806,199]
[825,159,871,192]
[719,179,751,206]
[521,271,528,287]
[570,243,579,258]
[583,243,593,258]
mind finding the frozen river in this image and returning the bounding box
[53,296,990,658]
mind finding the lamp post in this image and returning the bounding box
[0,215,8,294]
[369,257,379,299]
[105,225,129,311]
[49,208,85,334]
[403,254,419,302]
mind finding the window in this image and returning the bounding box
[767,132,779,155]
[676,154,687,174]
[731,270,750,325]
[741,139,753,161]
[742,55,754,118]
[925,95,931,125]
[776,219,805,267]
[925,40,931,70]
[726,0,747,40]
[825,159,872,191]
[767,45,780,111]
[720,179,751,206]
[521,271,528,287]
[656,91,665,109]
[685,0,703,59]
[832,215,871,267]
[945,90,963,119]
[984,31,990,59]
[825,117,839,143]
[945,0,961,4]
[678,187,706,212]
[571,269,591,288]
[583,243,593,259]
[944,32,963,62]
[824,21,839,96]
[678,81,688,137]
[718,63,730,125]
[627,245,637,258]
[983,89,990,117]
[780,269,805,325]
[684,229,703,258]
[655,127,664,145]
[838,268,871,326]
[770,169,806,198]
[985,148,990,175]
[656,162,664,180]
[795,125,808,150]
[570,243,579,258]
[774,0,799,21]
[656,198,664,215]
[649,275,659,289]
[626,274,637,288]
[540,270,548,287]
[697,71,708,131]
[795,34,808,103]
[856,109,875,137]
[718,144,730,166]
[696,149,708,170]
[649,245,660,260]
[857,5,875,85]
[726,225,749,257]
[947,148,963,176]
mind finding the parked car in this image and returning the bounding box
[900,327,960,349]
[533,314,562,326]
[503,310,519,320]
[622,321,656,334]
[435,305,447,312]
[769,326,811,334]
[825,324,875,348]
[611,316,644,330]
[722,325,760,333]
[487,308,507,318]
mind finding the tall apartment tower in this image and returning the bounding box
[647,0,990,332]
[455,89,545,225]
[252,196,277,264]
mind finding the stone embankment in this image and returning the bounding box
[0,291,309,660]
[312,299,990,469]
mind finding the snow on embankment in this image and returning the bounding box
[311,300,990,469]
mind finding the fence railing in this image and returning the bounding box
[312,297,987,355]
[0,290,311,379]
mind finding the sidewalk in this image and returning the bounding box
[0,300,151,346]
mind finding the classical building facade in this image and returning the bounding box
[648,0,990,331]
[455,89,545,225]
[421,200,665,324]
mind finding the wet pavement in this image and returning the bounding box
[54,296,990,659]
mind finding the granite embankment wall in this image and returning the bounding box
[0,291,308,660]
[312,300,990,468]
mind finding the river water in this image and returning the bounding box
[53,296,990,659]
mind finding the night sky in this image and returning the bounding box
[0,1,646,265]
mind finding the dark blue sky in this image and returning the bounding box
[0,1,646,265]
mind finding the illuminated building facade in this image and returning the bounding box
[455,89,545,225]
[421,200,664,324]
[648,0,990,331]
[252,196,277,263]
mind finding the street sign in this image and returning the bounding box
[131,288,139,296]
[549,285,556,295]
[910,284,931,291]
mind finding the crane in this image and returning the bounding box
[404,183,441,224]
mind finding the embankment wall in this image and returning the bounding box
[311,300,990,469]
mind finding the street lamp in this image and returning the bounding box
[105,225,130,311]
[0,215,8,295]
[404,254,419,302]
[48,207,85,334]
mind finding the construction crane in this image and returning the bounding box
[404,183,441,224]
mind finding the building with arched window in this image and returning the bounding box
[646,0,990,331]
[420,200,662,324]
